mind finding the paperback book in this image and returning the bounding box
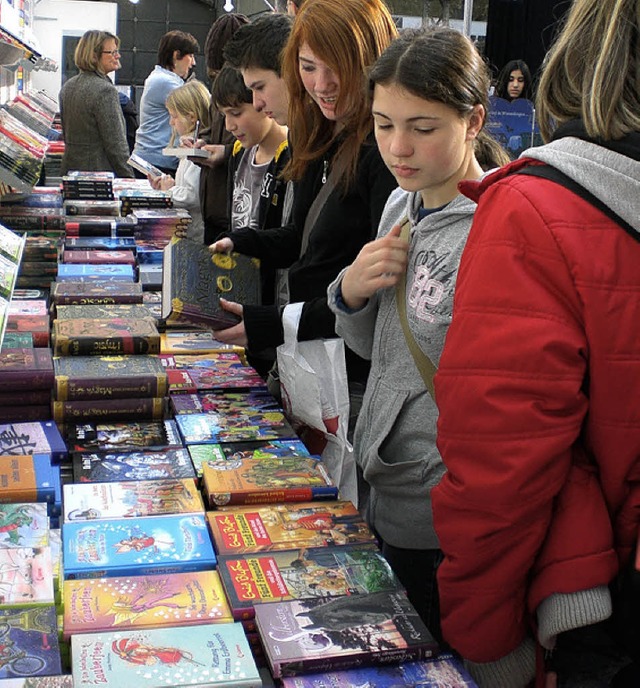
[254,591,439,678]
[71,448,195,483]
[0,422,66,462]
[175,410,296,445]
[63,569,233,638]
[217,544,402,620]
[52,318,160,356]
[63,419,182,453]
[71,622,261,687]
[206,501,376,555]
[0,546,54,606]
[0,503,49,548]
[170,389,282,416]
[62,513,217,579]
[0,454,58,505]
[159,330,245,356]
[62,478,204,521]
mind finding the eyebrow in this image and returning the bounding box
[298,56,316,66]
[372,111,441,123]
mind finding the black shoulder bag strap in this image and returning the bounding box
[517,165,639,244]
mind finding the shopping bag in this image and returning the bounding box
[277,302,357,504]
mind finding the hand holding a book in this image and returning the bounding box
[209,237,234,254]
[340,222,409,310]
[211,298,247,347]
[149,174,175,192]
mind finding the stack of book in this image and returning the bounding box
[0,346,53,421]
[6,289,51,348]
[131,207,192,247]
[17,233,61,288]
[0,224,26,349]
[0,107,48,191]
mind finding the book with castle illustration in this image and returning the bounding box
[217,544,402,621]
[63,569,233,639]
[255,591,439,678]
[62,513,216,579]
[162,237,260,330]
[62,478,204,522]
[70,622,261,688]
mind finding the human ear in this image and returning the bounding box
[466,104,485,141]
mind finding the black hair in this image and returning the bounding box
[212,64,253,109]
[204,13,250,79]
[157,30,200,70]
[495,59,533,101]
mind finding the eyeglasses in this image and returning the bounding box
[102,50,121,56]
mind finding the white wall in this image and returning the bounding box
[30,0,118,100]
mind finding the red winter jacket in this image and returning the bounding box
[432,153,640,665]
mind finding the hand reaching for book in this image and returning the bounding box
[212,299,247,347]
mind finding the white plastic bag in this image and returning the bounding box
[277,302,357,504]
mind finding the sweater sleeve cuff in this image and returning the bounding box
[243,304,283,354]
[465,635,536,688]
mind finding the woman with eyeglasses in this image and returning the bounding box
[59,30,134,177]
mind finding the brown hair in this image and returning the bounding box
[74,30,119,73]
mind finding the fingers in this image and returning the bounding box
[219,298,243,316]
[208,238,234,254]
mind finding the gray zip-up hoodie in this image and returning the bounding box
[327,185,478,549]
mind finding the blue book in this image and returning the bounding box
[0,453,58,505]
[176,412,297,445]
[64,236,137,251]
[63,513,216,579]
[71,622,260,687]
[56,263,135,282]
[0,421,67,463]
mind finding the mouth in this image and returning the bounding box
[317,96,338,107]
[392,165,418,178]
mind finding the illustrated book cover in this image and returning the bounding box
[0,503,49,549]
[63,236,136,251]
[62,478,204,522]
[71,622,261,688]
[162,237,261,330]
[254,591,439,678]
[217,544,402,620]
[63,569,233,638]
[54,304,155,322]
[62,513,217,579]
[0,454,58,505]
[0,422,66,463]
[159,330,245,356]
[63,419,182,453]
[175,410,296,446]
[206,501,376,555]
[0,546,54,606]
[52,318,160,356]
[169,390,282,417]
[56,263,135,282]
[202,457,337,507]
[62,249,136,265]
[0,348,53,391]
[51,280,143,305]
[71,448,195,483]
[54,355,168,401]
[163,355,265,393]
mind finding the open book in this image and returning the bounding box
[127,152,163,178]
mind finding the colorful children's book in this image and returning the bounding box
[63,569,233,638]
[0,675,73,686]
[0,454,58,505]
[71,623,261,687]
[0,605,62,679]
[169,389,281,415]
[162,237,261,330]
[63,478,204,521]
[52,318,160,356]
[0,422,66,462]
[54,355,167,401]
[51,280,143,305]
[280,653,479,687]
[0,503,49,548]
[63,514,217,579]
[175,410,296,445]
[255,591,439,678]
[56,263,135,282]
[71,448,195,483]
[159,330,245,356]
[0,348,53,391]
[206,501,376,555]
[164,355,266,392]
[0,546,54,606]
[218,544,402,620]
[52,397,167,424]
[203,457,337,507]
[63,420,182,453]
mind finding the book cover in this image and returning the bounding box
[126,153,163,178]
[280,653,478,687]
[162,146,210,159]
[54,355,167,401]
[0,254,19,301]
[170,389,282,416]
[7,299,48,317]
[71,448,195,483]
[63,236,137,251]
[63,478,203,521]
[52,397,166,424]
[0,406,52,424]
[255,591,439,678]
[55,304,155,322]
[0,503,49,549]
[159,331,245,356]
[62,250,136,265]
[0,389,51,408]
[175,411,296,445]
[206,501,376,555]
[0,224,26,264]
[63,569,233,638]
[5,314,49,347]
[203,457,337,507]
[162,237,261,330]
[0,547,54,606]
[0,605,62,679]
[63,514,217,579]
[51,280,143,305]
[1,331,34,349]
[52,318,160,356]
[71,623,260,687]
[218,544,402,620]
[0,455,57,505]
[63,419,182,453]
[166,354,266,392]
[56,264,135,282]
[0,422,64,463]
[17,262,57,277]
[0,675,73,686]
[0,348,53,391]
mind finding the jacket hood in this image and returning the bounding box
[404,186,480,235]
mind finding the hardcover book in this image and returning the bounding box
[0,389,51,407]
[63,569,232,638]
[0,422,67,462]
[202,457,337,507]
[71,448,195,483]
[71,623,261,687]
[0,454,58,505]
[175,410,296,445]
[159,330,244,356]
[0,605,62,679]
[51,280,143,305]
[63,236,137,251]
[7,298,48,317]
[0,503,49,548]
[52,318,160,356]
[55,304,155,322]
[0,405,52,423]
[5,313,49,347]
[1,331,34,348]
[162,146,211,159]
[52,397,167,424]
[0,348,54,390]
[56,263,135,282]
[63,419,182,453]
[0,546,54,606]
[217,544,401,620]
[162,237,261,330]
[280,653,478,687]
[62,513,217,579]
[54,355,167,401]
[62,249,136,266]
[63,478,204,521]
[206,501,376,555]
[254,591,439,678]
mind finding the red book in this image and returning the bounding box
[0,347,54,390]
[5,313,50,347]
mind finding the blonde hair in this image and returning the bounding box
[282,0,397,187]
[74,30,119,73]
[536,0,640,141]
[166,79,212,145]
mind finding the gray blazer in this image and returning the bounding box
[59,70,133,177]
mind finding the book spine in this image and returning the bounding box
[53,335,160,356]
[52,398,166,423]
[56,374,168,401]
[209,488,316,507]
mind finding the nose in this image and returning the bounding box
[253,92,264,112]
[315,68,336,94]
[225,116,236,132]
[389,130,412,158]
